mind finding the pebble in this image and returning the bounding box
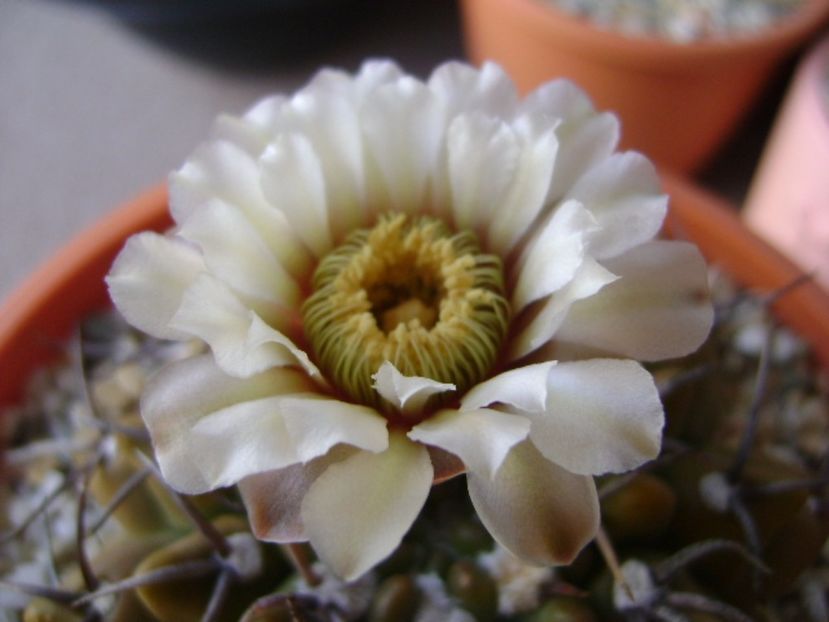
[544,0,806,42]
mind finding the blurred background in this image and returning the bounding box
[0,0,825,300]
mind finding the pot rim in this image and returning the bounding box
[0,185,171,409]
[1,177,828,410]
[482,0,829,66]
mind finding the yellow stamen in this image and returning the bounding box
[302,214,509,412]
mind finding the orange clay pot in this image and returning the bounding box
[1,176,829,411]
[460,0,829,173]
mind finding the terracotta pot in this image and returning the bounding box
[460,0,829,173]
[0,185,171,410]
[743,34,829,289]
[1,177,829,412]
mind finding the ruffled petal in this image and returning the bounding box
[555,240,713,361]
[106,232,204,340]
[168,274,319,378]
[486,118,559,255]
[277,86,367,237]
[372,361,455,417]
[523,359,664,476]
[178,198,300,309]
[428,61,519,119]
[140,355,314,494]
[462,359,663,476]
[239,445,357,544]
[462,362,556,414]
[566,152,667,260]
[520,80,619,202]
[509,257,618,361]
[301,434,433,580]
[447,113,520,233]
[468,440,599,566]
[188,394,388,489]
[211,113,269,159]
[259,133,332,258]
[511,200,597,311]
[408,408,530,480]
[168,139,310,276]
[361,77,445,213]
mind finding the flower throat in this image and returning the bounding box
[302,214,509,413]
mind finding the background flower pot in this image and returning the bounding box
[2,176,829,413]
[459,0,829,173]
[0,185,171,410]
[743,33,829,289]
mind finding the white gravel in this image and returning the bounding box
[543,0,807,42]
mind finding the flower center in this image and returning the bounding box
[302,214,510,411]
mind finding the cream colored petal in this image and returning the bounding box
[447,113,520,233]
[168,139,310,276]
[243,94,288,129]
[260,133,332,257]
[461,362,556,413]
[178,198,300,309]
[508,257,618,361]
[239,446,357,544]
[487,119,559,255]
[468,440,599,566]
[567,152,667,260]
[555,240,713,361]
[168,274,319,379]
[352,59,405,99]
[211,113,269,159]
[301,434,433,581]
[106,232,204,340]
[141,354,315,494]
[189,394,388,489]
[428,61,518,119]
[278,96,366,237]
[512,200,597,311]
[372,361,455,417]
[361,77,445,213]
[524,359,664,476]
[408,408,530,480]
[520,80,619,202]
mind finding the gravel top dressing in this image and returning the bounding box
[544,0,807,42]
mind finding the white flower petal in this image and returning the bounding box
[372,361,455,416]
[555,240,713,361]
[408,408,530,480]
[106,232,204,340]
[168,139,310,276]
[244,94,288,129]
[468,440,599,566]
[301,434,433,580]
[512,200,597,310]
[169,274,319,378]
[521,80,619,202]
[428,61,518,119]
[211,113,269,159]
[279,88,367,237]
[178,198,300,309]
[239,446,357,544]
[448,113,520,233]
[486,119,559,255]
[361,77,445,213]
[260,134,332,257]
[509,257,618,360]
[189,394,388,489]
[567,152,667,259]
[141,354,315,494]
[462,362,556,413]
[526,359,664,476]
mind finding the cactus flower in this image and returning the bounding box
[107,60,713,581]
